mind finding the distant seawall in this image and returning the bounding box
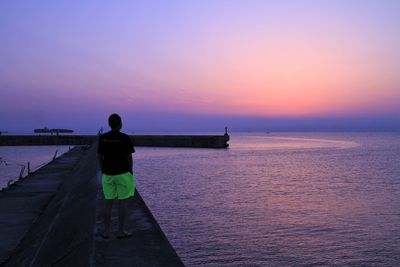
[0,134,230,148]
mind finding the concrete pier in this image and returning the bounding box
[0,134,230,148]
[0,145,184,266]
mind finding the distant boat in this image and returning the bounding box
[34,127,74,134]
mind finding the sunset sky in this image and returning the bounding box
[1,0,399,132]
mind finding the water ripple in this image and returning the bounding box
[136,132,400,266]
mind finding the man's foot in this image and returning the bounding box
[101,233,110,239]
[117,231,132,239]
[100,231,111,239]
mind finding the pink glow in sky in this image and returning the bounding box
[0,1,399,131]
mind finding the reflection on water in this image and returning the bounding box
[233,134,360,150]
[135,132,400,266]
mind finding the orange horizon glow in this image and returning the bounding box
[1,1,399,131]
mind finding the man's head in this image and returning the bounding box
[108,113,122,130]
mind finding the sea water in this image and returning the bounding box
[1,133,399,266]
[134,132,400,266]
[0,146,71,189]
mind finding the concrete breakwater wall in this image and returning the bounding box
[0,145,184,266]
[0,134,230,148]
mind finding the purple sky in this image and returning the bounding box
[1,1,399,133]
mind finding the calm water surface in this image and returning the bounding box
[0,146,71,189]
[134,132,400,266]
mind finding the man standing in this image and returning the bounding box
[98,113,135,239]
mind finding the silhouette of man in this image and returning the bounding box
[98,113,135,239]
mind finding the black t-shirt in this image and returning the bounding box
[98,130,135,175]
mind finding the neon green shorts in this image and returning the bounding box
[102,172,135,200]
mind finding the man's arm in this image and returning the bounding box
[98,154,104,173]
[126,154,133,174]
[97,136,104,173]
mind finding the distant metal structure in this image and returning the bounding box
[18,164,25,179]
[52,150,58,160]
[0,149,60,190]
[34,127,74,136]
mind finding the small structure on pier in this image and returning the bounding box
[34,127,74,136]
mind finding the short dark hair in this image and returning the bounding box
[108,113,122,129]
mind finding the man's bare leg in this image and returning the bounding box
[103,200,113,237]
[117,199,131,237]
